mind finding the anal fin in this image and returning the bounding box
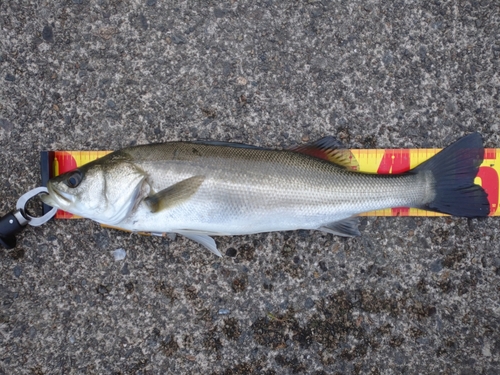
[319,217,360,237]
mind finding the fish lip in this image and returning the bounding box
[43,183,74,207]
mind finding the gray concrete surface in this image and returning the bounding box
[1,0,499,374]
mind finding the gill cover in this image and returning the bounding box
[43,156,147,225]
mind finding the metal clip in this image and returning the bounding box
[16,187,57,226]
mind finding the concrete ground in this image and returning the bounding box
[1,0,499,374]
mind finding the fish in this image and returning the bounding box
[41,133,490,257]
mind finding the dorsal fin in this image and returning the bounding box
[290,136,359,171]
[190,140,266,150]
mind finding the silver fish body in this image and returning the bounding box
[42,134,489,256]
[110,143,432,233]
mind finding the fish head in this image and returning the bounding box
[41,155,148,225]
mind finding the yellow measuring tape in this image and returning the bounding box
[44,148,499,218]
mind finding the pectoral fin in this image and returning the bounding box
[319,217,360,237]
[179,232,222,257]
[145,175,205,213]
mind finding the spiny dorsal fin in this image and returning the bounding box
[290,136,359,171]
[190,140,266,150]
[145,175,205,213]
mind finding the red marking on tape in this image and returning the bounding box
[55,151,78,174]
[392,207,410,216]
[484,148,496,160]
[54,152,78,219]
[477,166,499,215]
[377,149,410,174]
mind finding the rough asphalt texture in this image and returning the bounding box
[1,1,500,374]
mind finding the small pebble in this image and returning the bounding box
[236,76,248,85]
[13,265,22,278]
[218,308,230,315]
[112,248,126,261]
[214,8,226,18]
[121,263,130,275]
[42,25,53,42]
[305,297,315,309]
[225,248,237,257]
[318,261,328,272]
[430,259,443,273]
[97,284,109,295]
[171,35,186,45]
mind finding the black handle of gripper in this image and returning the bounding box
[0,211,27,249]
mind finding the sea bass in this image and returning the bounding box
[41,133,489,256]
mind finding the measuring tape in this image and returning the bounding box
[41,148,499,218]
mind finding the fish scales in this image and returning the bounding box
[114,142,428,234]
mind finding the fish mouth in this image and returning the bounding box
[40,184,74,208]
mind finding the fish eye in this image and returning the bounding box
[65,170,83,188]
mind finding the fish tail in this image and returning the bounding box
[413,132,490,217]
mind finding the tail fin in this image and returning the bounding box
[413,133,489,217]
